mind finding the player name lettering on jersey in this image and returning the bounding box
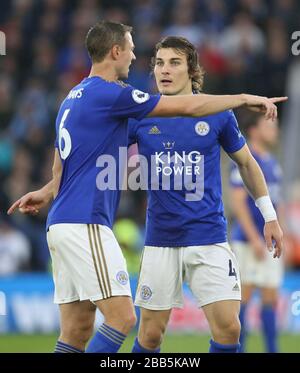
[66,88,84,100]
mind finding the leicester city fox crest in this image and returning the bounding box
[195,121,210,136]
[116,271,129,285]
[140,285,152,300]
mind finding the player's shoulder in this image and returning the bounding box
[82,76,130,94]
[85,77,136,106]
[204,109,235,121]
[196,110,235,131]
[215,109,236,120]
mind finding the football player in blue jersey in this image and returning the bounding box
[230,113,284,353]
[7,21,286,354]
[127,36,284,354]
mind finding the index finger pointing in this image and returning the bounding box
[7,199,22,215]
[270,96,288,104]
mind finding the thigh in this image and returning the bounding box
[59,300,96,332]
[94,296,136,335]
[202,299,240,334]
[47,228,79,304]
[184,243,241,307]
[139,308,172,336]
[135,246,184,310]
[49,223,132,302]
[95,296,135,317]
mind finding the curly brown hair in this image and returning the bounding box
[151,36,205,93]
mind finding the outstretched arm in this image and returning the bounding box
[149,94,287,120]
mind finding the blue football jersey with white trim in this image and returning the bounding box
[128,110,245,246]
[47,76,160,229]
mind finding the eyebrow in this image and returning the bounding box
[156,57,182,62]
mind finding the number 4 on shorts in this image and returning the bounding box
[228,259,237,280]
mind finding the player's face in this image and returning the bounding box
[257,117,279,147]
[154,48,192,95]
[116,32,136,79]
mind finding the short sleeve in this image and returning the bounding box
[229,162,244,188]
[111,86,160,120]
[128,119,138,146]
[219,110,246,154]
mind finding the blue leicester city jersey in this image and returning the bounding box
[230,150,282,242]
[46,76,160,229]
[128,110,246,246]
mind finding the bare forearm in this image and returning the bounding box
[238,158,269,200]
[189,94,247,117]
[150,94,247,117]
[40,174,61,201]
[40,180,55,203]
[52,174,61,199]
[52,149,63,199]
[150,94,286,119]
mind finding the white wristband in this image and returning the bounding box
[255,195,277,223]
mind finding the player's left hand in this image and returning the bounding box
[263,220,284,258]
[7,190,49,216]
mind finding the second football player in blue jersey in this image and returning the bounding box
[129,37,284,354]
[230,114,284,353]
[7,23,286,354]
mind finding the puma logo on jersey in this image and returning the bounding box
[148,126,161,134]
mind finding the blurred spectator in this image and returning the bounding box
[0,75,15,131]
[9,78,51,142]
[0,213,31,276]
[219,11,265,59]
[163,1,205,48]
[203,0,228,33]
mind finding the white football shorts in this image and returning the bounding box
[47,223,132,304]
[232,240,284,288]
[135,242,241,310]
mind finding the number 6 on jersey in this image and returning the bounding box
[59,108,72,160]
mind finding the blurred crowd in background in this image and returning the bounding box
[0,0,299,274]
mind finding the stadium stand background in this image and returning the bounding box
[0,0,300,347]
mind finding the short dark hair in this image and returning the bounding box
[85,20,132,63]
[151,36,205,93]
[237,110,265,136]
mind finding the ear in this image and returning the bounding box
[111,44,121,61]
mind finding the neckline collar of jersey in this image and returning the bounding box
[83,75,106,83]
[83,75,120,84]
